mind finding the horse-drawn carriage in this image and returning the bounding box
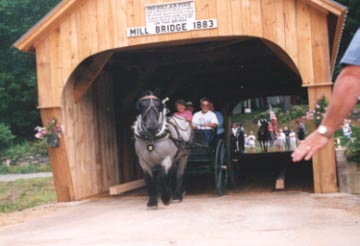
[185,129,235,196]
[134,92,235,208]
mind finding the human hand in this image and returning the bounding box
[291,131,329,162]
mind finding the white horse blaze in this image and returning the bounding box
[161,156,173,173]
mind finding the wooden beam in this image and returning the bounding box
[302,82,333,87]
[14,0,86,52]
[261,40,300,76]
[73,51,113,103]
[306,0,345,16]
[330,10,347,73]
[40,108,76,202]
[275,168,287,190]
[110,179,145,195]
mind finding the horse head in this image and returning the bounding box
[136,91,165,138]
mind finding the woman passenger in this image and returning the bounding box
[174,99,193,122]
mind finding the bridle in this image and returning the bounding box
[139,95,162,120]
[135,95,168,149]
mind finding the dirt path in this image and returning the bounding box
[0,192,360,246]
[0,172,52,182]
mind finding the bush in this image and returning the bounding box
[253,105,308,124]
[1,140,48,161]
[346,136,360,165]
[0,123,15,152]
[288,105,308,120]
[0,164,51,174]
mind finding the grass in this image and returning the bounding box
[0,164,51,174]
[0,177,56,213]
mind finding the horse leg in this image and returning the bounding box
[144,171,158,208]
[264,141,268,152]
[159,156,173,206]
[168,163,177,199]
[173,154,188,202]
[158,166,171,206]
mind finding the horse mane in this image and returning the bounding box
[141,89,161,98]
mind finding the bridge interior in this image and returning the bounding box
[88,37,313,192]
[106,37,307,111]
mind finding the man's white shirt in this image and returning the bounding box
[192,111,219,130]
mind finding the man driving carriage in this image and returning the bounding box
[191,97,218,145]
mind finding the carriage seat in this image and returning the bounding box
[192,129,215,147]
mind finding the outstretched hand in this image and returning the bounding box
[291,131,329,162]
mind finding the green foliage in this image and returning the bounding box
[253,105,308,124]
[0,164,51,174]
[0,123,15,151]
[335,126,360,147]
[1,140,48,161]
[312,95,328,127]
[288,105,308,120]
[346,136,360,165]
[0,177,56,213]
[0,0,60,140]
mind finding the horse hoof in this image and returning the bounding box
[147,205,158,210]
[147,199,158,209]
[171,198,182,203]
[161,193,171,206]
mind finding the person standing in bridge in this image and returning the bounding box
[292,28,360,162]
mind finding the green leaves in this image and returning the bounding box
[0,0,60,140]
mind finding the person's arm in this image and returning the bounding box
[204,112,218,129]
[205,122,217,128]
[191,114,198,129]
[292,65,360,162]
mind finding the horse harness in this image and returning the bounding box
[135,95,187,158]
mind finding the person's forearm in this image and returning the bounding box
[321,65,360,134]
[204,123,217,129]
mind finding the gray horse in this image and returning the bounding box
[133,92,191,209]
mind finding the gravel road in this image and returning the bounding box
[0,192,359,246]
[0,172,53,182]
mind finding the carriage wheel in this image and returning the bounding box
[214,139,228,196]
[227,144,238,188]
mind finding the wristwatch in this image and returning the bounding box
[317,125,332,138]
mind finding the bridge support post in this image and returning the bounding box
[307,84,338,193]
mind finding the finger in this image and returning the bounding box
[292,148,307,162]
[304,147,316,161]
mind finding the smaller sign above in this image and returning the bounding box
[145,0,195,27]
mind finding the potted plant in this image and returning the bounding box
[335,123,360,194]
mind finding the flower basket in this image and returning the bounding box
[305,95,328,127]
[34,119,64,148]
[46,134,60,147]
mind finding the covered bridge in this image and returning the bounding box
[15,0,347,201]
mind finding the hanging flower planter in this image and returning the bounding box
[34,118,64,148]
[305,95,328,127]
[46,134,60,147]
